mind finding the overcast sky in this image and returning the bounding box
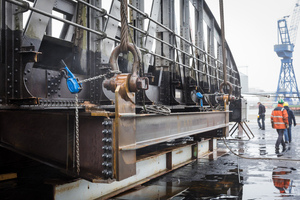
[206,0,300,92]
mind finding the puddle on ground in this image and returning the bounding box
[114,160,300,199]
[112,185,188,200]
[114,123,300,199]
[114,156,243,199]
[114,173,242,199]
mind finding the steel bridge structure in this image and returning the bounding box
[0,0,245,199]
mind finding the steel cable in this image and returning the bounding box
[142,105,171,115]
[120,0,128,53]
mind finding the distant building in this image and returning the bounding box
[239,71,249,93]
[238,66,249,93]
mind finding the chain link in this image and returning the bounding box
[73,0,124,174]
[78,74,105,84]
[75,93,80,174]
[78,70,121,84]
[74,0,143,174]
[74,70,121,175]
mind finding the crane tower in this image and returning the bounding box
[274,0,300,103]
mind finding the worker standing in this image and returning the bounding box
[257,102,266,130]
[271,99,289,153]
[283,102,296,143]
[283,102,290,143]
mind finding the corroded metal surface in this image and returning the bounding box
[120,111,228,150]
[0,0,244,197]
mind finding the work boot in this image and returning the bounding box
[282,146,286,152]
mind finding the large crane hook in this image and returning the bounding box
[103,43,148,102]
[103,0,149,102]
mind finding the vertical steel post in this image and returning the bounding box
[219,0,227,85]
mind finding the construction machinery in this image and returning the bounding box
[274,0,300,103]
[0,0,245,199]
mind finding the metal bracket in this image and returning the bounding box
[12,0,29,15]
[19,46,42,63]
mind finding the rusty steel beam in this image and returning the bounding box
[118,111,228,150]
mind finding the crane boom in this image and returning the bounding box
[289,0,300,45]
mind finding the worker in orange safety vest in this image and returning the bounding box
[271,99,289,153]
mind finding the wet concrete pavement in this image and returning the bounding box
[113,113,300,199]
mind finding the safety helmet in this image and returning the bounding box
[283,102,289,106]
[278,99,284,104]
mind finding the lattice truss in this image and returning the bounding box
[0,0,241,106]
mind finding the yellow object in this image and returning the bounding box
[283,102,289,106]
[0,173,17,181]
[257,115,260,118]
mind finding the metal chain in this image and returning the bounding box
[78,70,121,83]
[75,93,80,175]
[74,70,121,175]
[120,0,129,53]
[73,0,131,176]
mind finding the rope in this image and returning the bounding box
[120,0,128,53]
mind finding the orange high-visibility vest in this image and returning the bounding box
[272,170,291,193]
[271,104,289,129]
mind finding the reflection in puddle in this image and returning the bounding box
[272,167,294,194]
[115,123,300,199]
[113,185,188,200]
[114,171,243,199]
